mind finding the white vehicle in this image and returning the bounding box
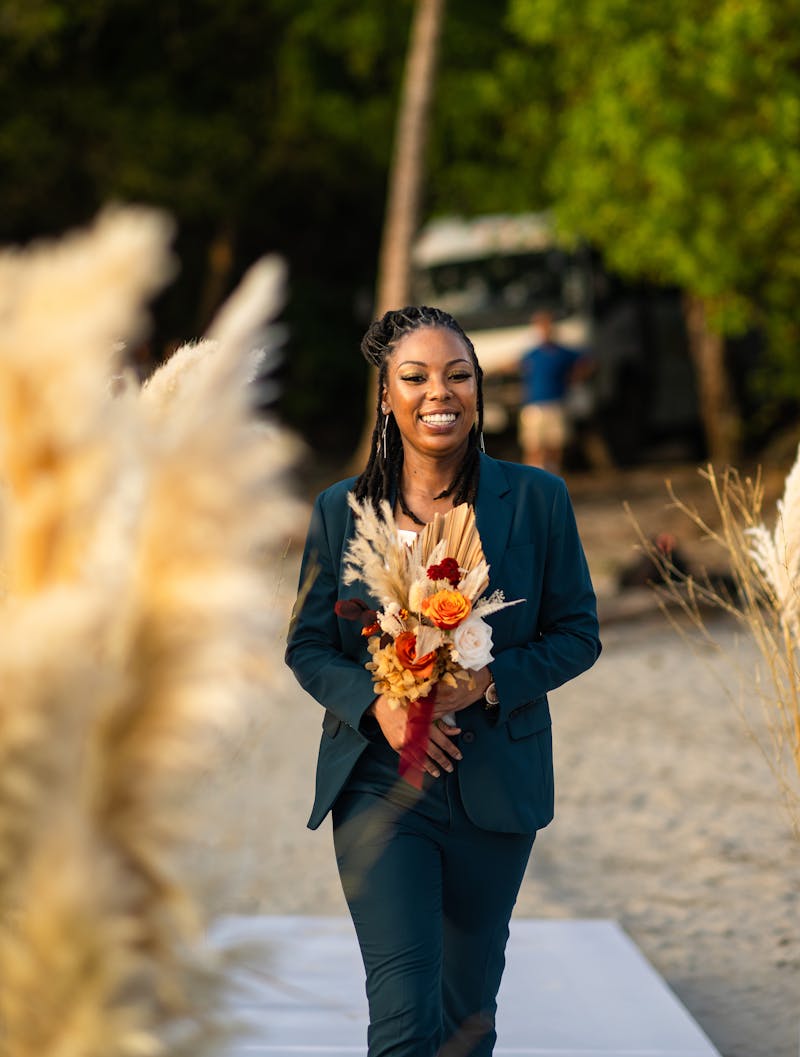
[411,213,594,432]
[411,213,704,463]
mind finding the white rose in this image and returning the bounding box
[450,614,494,671]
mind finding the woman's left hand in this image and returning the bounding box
[431,666,492,720]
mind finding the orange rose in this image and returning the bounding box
[421,589,472,630]
[394,631,438,679]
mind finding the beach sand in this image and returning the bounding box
[190,467,800,1057]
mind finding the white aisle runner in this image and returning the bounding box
[210,916,720,1057]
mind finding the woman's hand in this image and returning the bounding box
[370,694,463,779]
[431,666,492,720]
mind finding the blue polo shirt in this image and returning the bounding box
[520,342,583,404]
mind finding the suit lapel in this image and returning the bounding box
[475,455,513,588]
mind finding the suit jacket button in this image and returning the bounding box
[462,731,475,744]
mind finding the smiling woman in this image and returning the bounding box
[285,304,601,1057]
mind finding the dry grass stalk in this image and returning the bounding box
[342,496,417,608]
[0,210,296,1055]
[628,459,800,834]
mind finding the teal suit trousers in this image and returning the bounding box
[333,717,534,1057]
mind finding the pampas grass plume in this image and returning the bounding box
[0,210,296,1055]
[747,445,800,631]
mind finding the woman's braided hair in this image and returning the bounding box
[353,306,484,516]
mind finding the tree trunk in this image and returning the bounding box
[374,0,445,316]
[682,293,741,464]
[351,0,446,472]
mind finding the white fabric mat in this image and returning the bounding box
[210,916,720,1057]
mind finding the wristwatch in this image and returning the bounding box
[483,680,499,710]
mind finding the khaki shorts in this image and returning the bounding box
[519,401,570,451]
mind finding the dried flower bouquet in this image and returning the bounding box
[336,497,522,785]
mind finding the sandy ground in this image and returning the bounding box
[190,466,800,1057]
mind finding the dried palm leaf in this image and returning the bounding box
[417,503,489,595]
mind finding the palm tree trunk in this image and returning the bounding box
[351,0,446,471]
[374,0,446,315]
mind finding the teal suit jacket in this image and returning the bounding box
[286,454,601,834]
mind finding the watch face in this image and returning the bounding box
[485,681,499,705]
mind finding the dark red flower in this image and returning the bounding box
[426,556,461,585]
[335,597,371,621]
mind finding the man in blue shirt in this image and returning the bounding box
[519,310,592,472]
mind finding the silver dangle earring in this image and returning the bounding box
[381,413,389,460]
[479,430,486,453]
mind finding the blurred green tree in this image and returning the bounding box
[5,1,798,462]
[505,0,800,461]
[0,0,414,456]
[0,0,558,463]
[427,0,556,216]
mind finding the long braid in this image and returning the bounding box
[354,306,484,517]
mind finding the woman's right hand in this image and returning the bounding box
[370,695,462,779]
